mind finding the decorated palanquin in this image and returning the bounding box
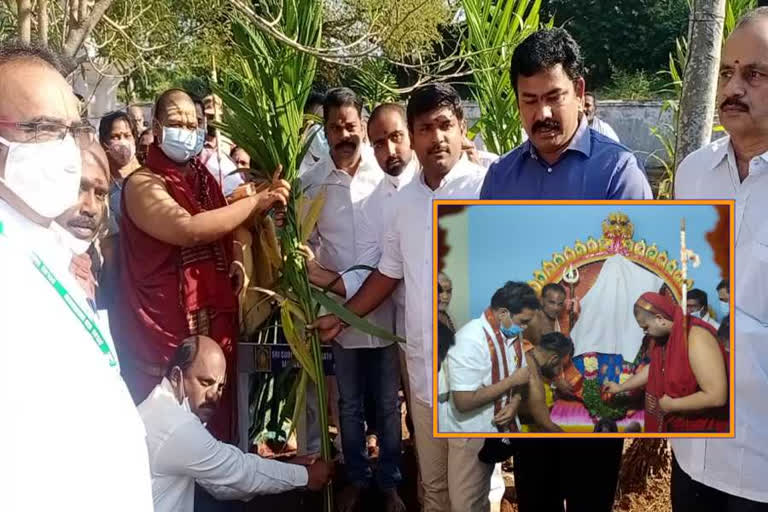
[521,213,693,433]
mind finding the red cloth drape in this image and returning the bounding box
[636,292,728,433]
[112,143,238,441]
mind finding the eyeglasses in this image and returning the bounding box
[0,120,97,146]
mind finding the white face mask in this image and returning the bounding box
[0,135,82,219]
[49,221,92,255]
[159,126,199,163]
[719,300,730,317]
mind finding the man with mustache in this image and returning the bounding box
[438,281,568,435]
[479,29,651,200]
[673,8,768,511]
[311,83,490,512]
[1,41,152,511]
[139,335,333,512]
[303,103,416,511]
[53,139,110,302]
[476,28,652,512]
[301,89,403,512]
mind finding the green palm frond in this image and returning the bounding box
[462,0,546,155]
[350,59,400,112]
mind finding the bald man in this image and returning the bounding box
[112,88,291,441]
[52,141,110,300]
[0,42,152,511]
[139,336,333,512]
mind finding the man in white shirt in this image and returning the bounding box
[584,92,620,143]
[0,42,153,511]
[139,335,331,512]
[301,88,404,511]
[192,97,245,197]
[303,102,415,511]
[439,281,568,434]
[673,8,768,510]
[299,91,330,177]
[306,101,417,398]
[52,140,109,302]
[312,83,489,512]
[686,288,721,330]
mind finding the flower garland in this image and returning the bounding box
[583,378,630,421]
[582,354,632,420]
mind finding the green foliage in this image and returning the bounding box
[582,379,631,421]
[349,59,400,113]
[542,0,690,89]
[649,0,754,199]
[213,4,332,507]
[598,67,666,100]
[725,0,757,38]
[650,37,688,199]
[317,0,451,86]
[323,0,451,59]
[462,0,547,155]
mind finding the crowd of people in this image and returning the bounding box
[1,6,766,512]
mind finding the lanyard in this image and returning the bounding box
[0,220,119,371]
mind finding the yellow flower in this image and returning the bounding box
[619,373,630,384]
[584,357,598,372]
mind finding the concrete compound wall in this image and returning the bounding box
[596,100,673,170]
[464,100,675,171]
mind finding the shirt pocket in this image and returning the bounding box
[737,228,768,322]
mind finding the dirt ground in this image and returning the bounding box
[241,439,672,512]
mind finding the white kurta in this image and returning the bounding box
[341,157,418,339]
[673,135,768,503]
[439,314,523,433]
[301,150,393,349]
[139,379,307,512]
[378,157,487,407]
[0,199,153,512]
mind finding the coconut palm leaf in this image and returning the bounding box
[462,0,547,154]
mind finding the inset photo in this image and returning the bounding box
[433,200,734,438]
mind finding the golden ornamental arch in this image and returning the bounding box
[527,212,692,303]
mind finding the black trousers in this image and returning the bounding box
[512,439,624,512]
[672,453,768,512]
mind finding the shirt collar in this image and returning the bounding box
[327,147,380,176]
[526,116,592,161]
[418,153,477,191]
[720,134,768,168]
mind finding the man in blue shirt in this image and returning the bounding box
[477,28,651,512]
[479,31,652,200]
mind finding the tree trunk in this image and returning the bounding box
[17,0,32,43]
[61,0,117,74]
[37,0,49,46]
[675,0,727,166]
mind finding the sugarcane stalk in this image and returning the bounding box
[282,193,333,509]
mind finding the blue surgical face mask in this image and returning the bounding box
[500,316,523,338]
[194,128,206,156]
[159,126,199,163]
[720,300,730,317]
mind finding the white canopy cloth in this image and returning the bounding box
[570,254,664,361]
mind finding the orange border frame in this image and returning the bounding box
[431,199,736,439]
